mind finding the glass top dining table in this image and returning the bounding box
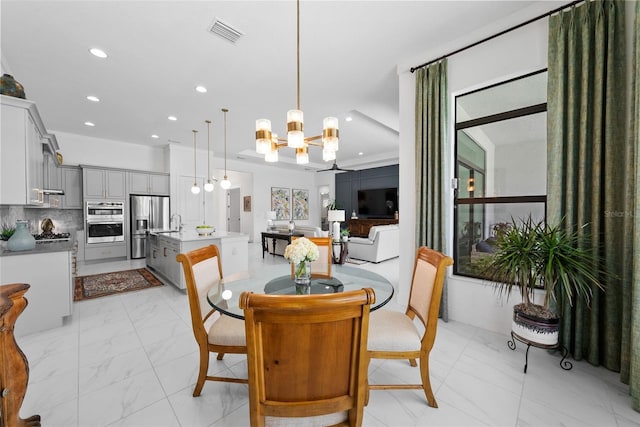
[207,263,395,320]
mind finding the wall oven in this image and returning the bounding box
[86,201,125,244]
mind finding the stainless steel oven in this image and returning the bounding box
[86,201,125,244]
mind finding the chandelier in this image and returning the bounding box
[255,0,339,165]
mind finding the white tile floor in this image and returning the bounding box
[17,243,639,426]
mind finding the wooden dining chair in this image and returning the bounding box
[176,244,247,397]
[290,236,333,279]
[366,246,453,407]
[240,288,376,427]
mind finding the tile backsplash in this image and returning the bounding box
[0,206,83,235]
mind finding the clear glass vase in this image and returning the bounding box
[7,220,35,251]
[293,260,311,286]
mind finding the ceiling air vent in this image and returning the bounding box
[209,18,243,44]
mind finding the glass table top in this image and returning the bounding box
[207,263,394,319]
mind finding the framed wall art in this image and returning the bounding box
[292,188,309,220]
[270,187,290,220]
[243,195,252,212]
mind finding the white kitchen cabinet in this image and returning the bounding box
[84,241,126,261]
[0,250,72,337]
[0,95,48,206]
[83,167,126,200]
[146,230,248,290]
[61,166,82,209]
[128,171,169,195]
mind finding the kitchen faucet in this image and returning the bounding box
[171,214,183,232]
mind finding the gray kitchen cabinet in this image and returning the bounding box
[44,150,62,208]
[83,167,126,200]
[61,166,82,209]
[84,241,126,261]
[128,171,169,195]
[0,95,48,206]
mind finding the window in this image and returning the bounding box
[453,70,547,278]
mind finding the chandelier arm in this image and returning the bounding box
[296,0,300,110]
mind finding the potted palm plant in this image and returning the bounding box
[483,216,606,346]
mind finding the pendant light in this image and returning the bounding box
[255,0,339,164]
[204,119,216,192]
[191,129,200,194]
[220,108,231,190]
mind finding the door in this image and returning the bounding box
[227,188,241,233]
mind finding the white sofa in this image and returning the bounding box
[348,224,399,263]
[266,225,328,256]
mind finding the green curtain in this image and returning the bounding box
[415,60,448,319]
[547,0,638,411]
[629,0,640,412]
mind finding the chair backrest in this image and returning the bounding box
[290,236,332,279]
[407,247,454,344]
[176,245,224,345]
[240,288,376,427]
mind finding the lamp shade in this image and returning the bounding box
[266,211,277,220]
[327,210,345,222]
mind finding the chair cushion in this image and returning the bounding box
[349,236,374,245]
[367,309,421,352]
[208,314,246,347]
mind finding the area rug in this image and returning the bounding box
[74,268,163,301]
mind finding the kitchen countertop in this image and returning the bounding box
[149,230,247,242]
[0,238,76,257]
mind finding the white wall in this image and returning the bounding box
[398,18,550,333]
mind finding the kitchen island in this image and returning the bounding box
[0,240,75,337]
[146,230,248,290]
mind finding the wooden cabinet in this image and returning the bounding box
[61,166,83,209]
[83,167,126,200]
[348,218,398,237]
[0,95,47,206]
[128,171,169,195]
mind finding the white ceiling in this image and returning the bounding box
[1,0,567,171]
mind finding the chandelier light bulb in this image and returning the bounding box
[204,180,214,192]
[322,148,336,162]
[191,183,201,194]
[287,109,304,148]
[220,177,231,189]
[296,147,309,165]
[255,119,272,154]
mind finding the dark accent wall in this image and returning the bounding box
[335,164,399,220]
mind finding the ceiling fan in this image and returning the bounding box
[317,160,354,172]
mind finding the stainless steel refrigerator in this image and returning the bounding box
[130,195,170,259]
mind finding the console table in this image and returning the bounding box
[261,231,304,258]
[348,218,398,237]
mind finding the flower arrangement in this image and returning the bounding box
[284,237,319,264]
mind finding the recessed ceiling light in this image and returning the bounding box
[358,152,363,156]
[168,116,177,121]
[84,121,95,127]
[89,48,107,58]
[151,134,159,139]
[195,85,207,93]
[346,116,353,122]
[86,95,100,102]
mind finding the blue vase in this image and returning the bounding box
[7,220,35,251]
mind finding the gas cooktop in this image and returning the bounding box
[33,232,71,243]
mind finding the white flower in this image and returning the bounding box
[284,237,319,264]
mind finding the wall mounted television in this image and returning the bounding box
[357,188,398,218]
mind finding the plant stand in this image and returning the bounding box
[507,331,573,373]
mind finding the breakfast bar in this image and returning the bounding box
[146,230,249,290]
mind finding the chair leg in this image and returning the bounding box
[216,352,225,360]
[193,347,210,397]
[419,353,437,408]
[409,358,417,367]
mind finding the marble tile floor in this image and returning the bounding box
[17,243,638,426]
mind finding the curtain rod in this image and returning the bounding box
[410,0,585,73]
